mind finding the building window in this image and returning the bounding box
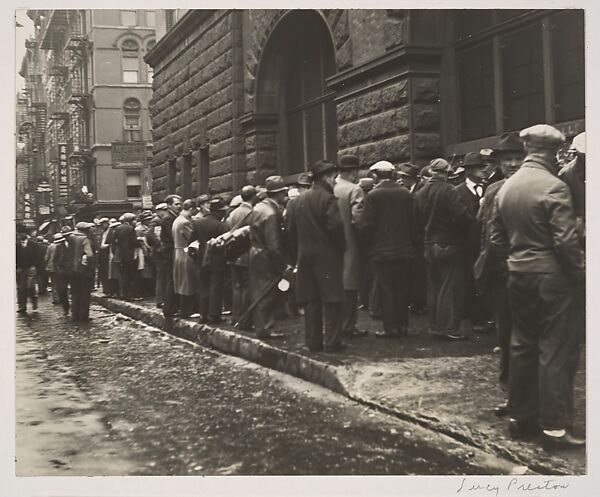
[123,97,142,141]
[500,23,545,131]
[121,10,137,27]
[121,39,140,83]
[454,10,584,142]
[146,11,156,27]
[126,172,142,199]
[551,10,585,122]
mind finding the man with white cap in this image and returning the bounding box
[68,222,96,322]
[491,124,585,450]
[112,213,138,301]
[414,158,474,340]
[51,233,71,316]
[360,160,416,338]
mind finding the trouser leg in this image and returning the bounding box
[394,259,410,330]
[369,268,381,317]
[208,269,224,319]
[492,275,511,387]
[507,273,539,422]
[303,300,323,351]
[80,277,93,320]
[374,261,396,332]
[254,285,276,338]
[162,258,178,317]
[55,274,70,314]
[341,290,358,334]
[71,275,82,320]
[323,302,343,350]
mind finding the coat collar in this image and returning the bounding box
[312,179,334,194]
[522,152,559,176]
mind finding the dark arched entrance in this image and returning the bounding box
[255,10,338,177]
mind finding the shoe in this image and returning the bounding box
[189,313,202,319]
[344,328,368,338]
[32,301,38,311]
[131,297,144,301]
[430,330,467,341]
[472,324,491,334]
[494,401,510,417]
[208,316,225,324]
[542,432,585,451]
[79,317,93,323]
[508,418,540,440]
[324,342,347,353]
[63,309,69,316]
[374,330,397,338]
[358,304,369,311]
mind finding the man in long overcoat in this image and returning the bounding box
[248,176,288,339]
[112,213,138,300]
[172,199,198,317]
[490,124,585,450]
[475,132,524,416]
[455,152,491,332]
[333,154,365,338]
[288,161,346,353]
[360,161,416,337]
[414,158,473,340]
[68,222,96,322]
[160,195,182,317]
[192,198,228,323]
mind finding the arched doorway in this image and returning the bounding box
[255,11,338,177]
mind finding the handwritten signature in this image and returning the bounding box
[457,478,570,497]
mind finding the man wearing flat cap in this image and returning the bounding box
[191,198,229,323]
[68,222,96,322]
[491,124,585,449]
[173,199,199,317]
[559,132,585,241]
[360,160,417,338]
[333,155,367,338]
[112,213,138,301]
[288,161,346,352]
[414,158,474,340]
[475,132,525,415]
[248,176,289,339]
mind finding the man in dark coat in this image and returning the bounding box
[51,232,71,316]
[96,218,111,295]
[112,213,138,300]
[288,161,346,353]
[68,222,96,322]
[490,124,585,450]
[455,152,491,333]
[35,236,50,295]
[414,158,473,340]
[160,194,182,317]
[248,176,289,340]
[475,132,524,416]
[192,198,229,323]
[16,230,39,314]
[398,162,426,315]
[360,161,416,337]
[227,185,256,329]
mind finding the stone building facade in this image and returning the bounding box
[146,9,584,201]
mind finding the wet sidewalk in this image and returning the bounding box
[91,292,586,475]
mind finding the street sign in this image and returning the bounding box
[58,143,69,198]
[112,141,147,168]
[38,205,50,215]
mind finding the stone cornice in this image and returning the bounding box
[145,10,216,67]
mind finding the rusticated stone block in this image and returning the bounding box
[413,104,440,131]
[384,16,405,50]
[210,156,233,177]
[336,38,353,71]
[412,78,440,103]
[153,163,168,179]
[378,134,412,162]
[337,100,358,124]
[381,80,409,109]
[209,138,233,159]
[346,119,371,145]
[414,133,441,158]
[209,173,233,193]
[338,125,349,148]
[356,91,383,118]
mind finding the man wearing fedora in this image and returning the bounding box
[475,132,525,416]
[414,158,473,340]
[288,161,346,352]
[248,176,289,339]
[455,151,491,333]
[68,222,96,322]
[192,198,229,324]
[333,154,367,338]
[397,162,421,193]
[173,199,199,318]
[491,124,585,450]
[113,213,138,301]
[160,194,183,317]
[360,161,416,338]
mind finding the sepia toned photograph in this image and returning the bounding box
[14,6,586,482]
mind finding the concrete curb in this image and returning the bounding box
[91,295,348,397]
[92,295,573,476]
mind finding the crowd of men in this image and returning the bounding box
[16,124,585,452]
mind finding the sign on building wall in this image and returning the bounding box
[23,192,35,225]
[57,143,69,198]
[112,141,147,169]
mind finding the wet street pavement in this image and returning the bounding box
[15,297,521,476]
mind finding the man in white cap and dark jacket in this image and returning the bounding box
[491,124,585,450]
